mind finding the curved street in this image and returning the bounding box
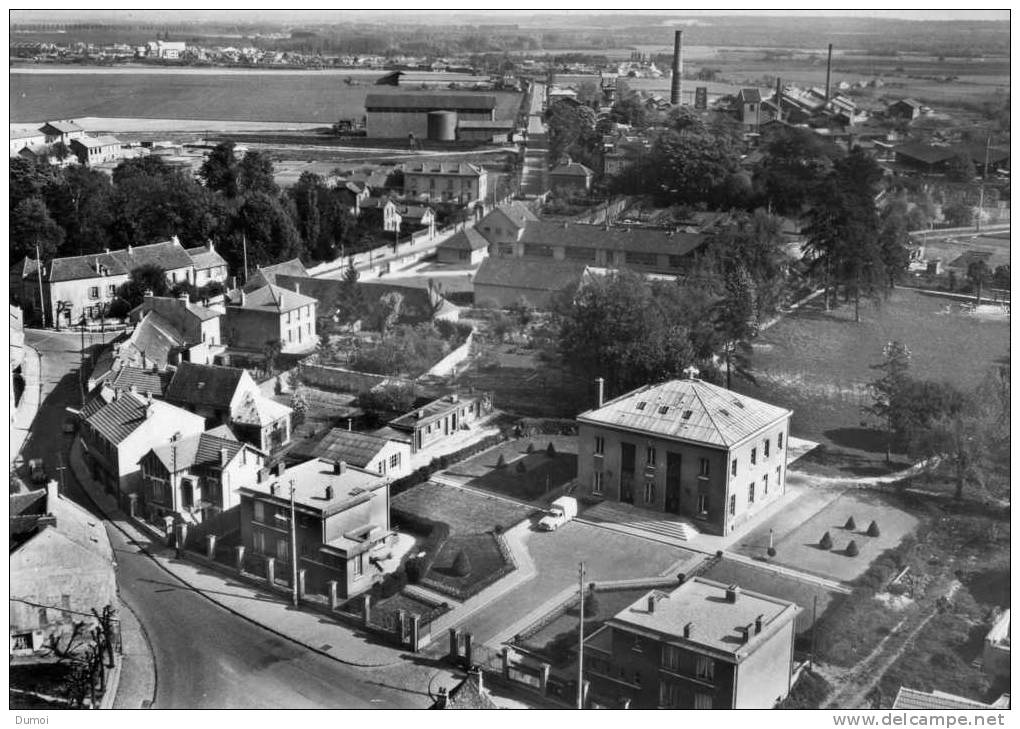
[20,329,443,709]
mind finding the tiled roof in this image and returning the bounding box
[473,257,588,293]
[519,221,705,257]
[404,161,485,176]
[148,432,247,473]
[438,227,489,252]
[577,376,792,449]
[11,256,40,280]
[434,675,498,710]
[303,429,390,468]
[605,578,798,658]
[185,244,228,271]
[738,88,763,103]
[389,394,474,430]
[108,366,173,397]
[892,688,998,711]
[83,391,192,445]
[365,93,497,111]
[129,296,221,326]
[894,143,958,166]
[399,205,434,220]
[121,312,188,369]
[228,283,317,313]
[205,424,239,441]
[42,120,84,134]
[239,459,386,518]
[550,161,595,177]
[10,489,48,519]
[243,258,309,292]
[46,239,193,283]
[165,361,246,411]
[232,392,292,427]
[73,135,121,148]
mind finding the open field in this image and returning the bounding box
[737,288,1009,465]
[10,68,522,125]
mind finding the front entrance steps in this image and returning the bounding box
[580,501,701,544]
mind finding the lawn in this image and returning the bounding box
[426,533,509,597]
[443,436,578,502]
[735,491,919,583]
[391,481,532,535]
[738,288,1009,470]
[370,591,446,629]
[698,558,839,633]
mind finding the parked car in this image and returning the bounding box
[538,496,578,531]
[28,458,46,484]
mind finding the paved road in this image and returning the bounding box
[19,330,442,709]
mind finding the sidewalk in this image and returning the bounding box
[68,439,411,670]
[10,341,43,463]
[113,597,157,709]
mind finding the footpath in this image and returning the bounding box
[68,439,411,671]
[10,341,43,464]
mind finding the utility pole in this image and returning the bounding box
[976,135,991,233]
[242,233,249,285]
[78,314,87,404]
[810,594,818,669]
[289,479,299,607]
[56,454,67,496]
[35,242,47,328]
[170,432,181,514]
[577,561,585,710]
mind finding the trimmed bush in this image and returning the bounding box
[820,532,834,550]
[845,516,857,531]
[546,442,557,457]
[767,546,777,557]
[583,590,599,617]
[867,521,881,537]
[526,442,535,454]
[405,557,424,584]
[846,540,860,557]
[452,550,472,577]
[516,460,527,474]
[496,454,507,469]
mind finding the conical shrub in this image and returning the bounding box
[546,442,557,457]
[867,521,881,537]
[452,550,472,577]
[819,531,833,550]
[846,540,860,557]
[496,454,506,469]
[516,460,527,474]
[526,442,535,454]
[844,516,857,530]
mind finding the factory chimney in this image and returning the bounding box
[775,77,783,119]
[825,43,833,100]
[670,30,684,106]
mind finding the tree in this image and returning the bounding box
[263,339,283,376]
[942,200,974,228]
[11,197,64,262]
[966,259,991,306]
[117,264,169,309]
[451,550,472,577]
[290,389,309,427]
[877,198,913,289]
[714,265,758,390]
[44,165,114,256]
[864,341,912,461]
[376,291,404,333]
[199,141,239,197]
[238,151,279,197]
[545,99,599,169]
[50,141,71,163]
[992,264,1010,290]
[234,192,304,268]
[333,263,366,326]
[756,126,840,214]
[946,153,977,183]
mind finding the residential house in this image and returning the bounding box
[360,196,403,233]
[431,668,498,709]
[164,361,293,452]
[238,459,392,599]
[223,283,318,356]
[288,428,411,479]
[436,227,490,265]
[9,127,48,157]
[336,181,372,216]
[138,430,266,524]
[549,160,595,194]
[576,371,793,537]
[70,135,123,166]
[734,88,769,126]
[39,120,86,145]
[10,481,117,655]
[476,201,540,255]
[79,388,206,501]
[892,688,1011,711]
[887,98,924,121]
[473,257,588,310]
[108,311,199,372]
[404,162,488,205]
[106,365,173,398]
[386,392,491,454]
[130,291,223,351]
[583,578,799,709]
[185,241,230,289]
[399,204,437,238]
[243,258,309,292]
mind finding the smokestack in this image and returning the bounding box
[775,77,783,119]
[670,30,684,106]
[825,43,833,101]
[595,377,605,408]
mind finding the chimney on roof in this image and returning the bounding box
[325,484,334,500]
[178,291,189,304]
[46,478,60,513]
[334,460,346,475]
[726,584,740,603]
[594,377,606,408]
[207,239,215,252]
[273,462,286,477]
[467,665,484,695]
[754,614,763,635]
[739,625,751,644]
[683,622,693,639]
[294,282,301,295]
[347,418,352,432]
[128,384,137,394]
[172,235,181,247]
[239,290,246,306]
[144,289,154,300]
[127,244,133,254]
[434,686,448,709]
[278,292,285,307]
[220,447,229,466]
[646,594,656,613]
[825,43,833,101]
[417,409,425,419]
[104,248,111,254]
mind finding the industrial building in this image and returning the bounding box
[364,92,497,139]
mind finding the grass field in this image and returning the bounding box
[737,288,1009,464]
[391,481,533,535]
[10,69,522,124]
[442,435,578,501]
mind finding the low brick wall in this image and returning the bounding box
[426,329,474,377]
[299,359,410,393]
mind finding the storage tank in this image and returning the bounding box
[427,110,458,141]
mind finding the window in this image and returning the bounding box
[107,284,116,297]
[11,633,32,651]
[659,405,670,415]
[353,553,363,578]
[287,329,293,343]
[89,286,99,299]
[694,693,713,710]
[763,473,769,495]
[695,655,715,681]
[659,681,681,708]
[662,644,681,670]
[253,529,266,554]
[275,538,290,564]
[776,466,782,484]
[729,494,736,516]
[625,250,657,266]
[764,439,770,459]
[632,636,643,653]
[389,453,401,469]
[750,447,757,465]
[778,432,784,449]
[643,479,655,503]
[254,501,265,523]
[378,460,385,474]
[698,458,710,477]
[38,607,48,626]
[731,458,737,476]
[61,594,72,621]
[668,254,686,269]
[636,401,647,411]
[748,482,755,504]
[592,471,603,495]
[696,494,708,515]
[646,446,656,466]
[594,436,605,455]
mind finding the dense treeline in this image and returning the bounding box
[9,144,395,279]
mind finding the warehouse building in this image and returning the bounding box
[364,93,497,139]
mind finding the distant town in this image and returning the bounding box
[9,10,1010,714]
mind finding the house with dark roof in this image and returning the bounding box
[404,161,488,204]
[288,428,411,479]
[457,118,515,143]
[184,241,229,289]
[39,120,85,145]
[242,258,309,293]
[364,92,497,138]
[10,480,117,656]
[106,365,173,398]
[387,392,491,454]
[359,196,402,233]
[164,361,292,452]
[138,431,266,524]
[473,257,588,309]
[549,160,595,193]
[79,389,206,501]
[431,668,498,709]
[887,98,924,121]
[576,370,793,537]
[734,88,772,125]
[399,204,437,237]
[223,283,318,356]
[436,227,490,265]
[238,459,392,600]
[583,578,799,709]
[129,291,223,360]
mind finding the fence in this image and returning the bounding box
[298,357,413,393]
[426,329,474,377]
